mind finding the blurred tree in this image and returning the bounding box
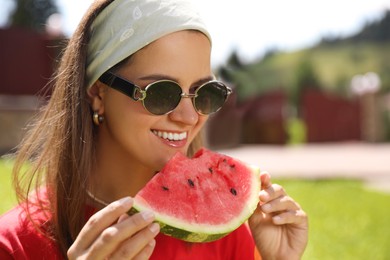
[217,50,243,84]
[291,59,321,113]
[262,47,280,61]
[226,50,244,69]
[351,10,390,43]
[295,60,320,88]
[320,9,390,45]
[10,0,59,32]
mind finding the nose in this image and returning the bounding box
[168,97,199,125]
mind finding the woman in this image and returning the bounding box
[0,0,308,259]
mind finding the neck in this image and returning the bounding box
[86,189,109,207]
[89,163,155,203]
[90,125,162,204]
[89,141,157,204]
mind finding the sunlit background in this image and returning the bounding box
[1,0,390,258]
[1,0,389,65]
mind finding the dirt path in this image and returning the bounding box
[218,142,390,193]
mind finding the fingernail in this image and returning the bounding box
[149,223,160,234]
[148,239,156,248]
[273,216,282,224]
[141,211,155,222]
[119,197,133,207]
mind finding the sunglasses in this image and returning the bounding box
[98,72,232,115]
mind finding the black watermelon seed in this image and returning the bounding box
[162,186,169,191]
[188,179,195,187]
[208,168,213,173]
[230,164,236,168]
[230,188,237,196]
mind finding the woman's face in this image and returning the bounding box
[97,31,212,172]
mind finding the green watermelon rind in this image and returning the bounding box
[129,165,260,243]
[128,207,229,242]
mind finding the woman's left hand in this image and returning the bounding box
[248,171,308,260]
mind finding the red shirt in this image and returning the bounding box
[0,199,260,259]
[0,202,62,260]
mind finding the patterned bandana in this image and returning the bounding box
[86,0,211,89]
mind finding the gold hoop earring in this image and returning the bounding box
[93,111,104,126]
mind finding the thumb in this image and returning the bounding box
[260,171,272,190]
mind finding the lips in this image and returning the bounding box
[152,130,187,141]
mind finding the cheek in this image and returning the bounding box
[103,92,148,136]
[191,115,208,138]
[198,115,209,127]
[105,90,145,117]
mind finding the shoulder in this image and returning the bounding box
[0,204,37,258]
[0,204,31,243]
[0,202,61,259]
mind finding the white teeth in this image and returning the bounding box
[153,130,187,141]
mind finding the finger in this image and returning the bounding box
[88,211,156,259]
[261,195,301,214]
[133,239,156,260]
[71,197,133,251]
[260,171,272,190]
[109,223,160,260]
[117,213,130,224]
[272,209,308,225]
[259,183,286,203]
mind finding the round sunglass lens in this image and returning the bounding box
[195,82,228,114]
[143,81,182,115]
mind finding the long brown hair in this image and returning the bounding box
[12,0,204,257]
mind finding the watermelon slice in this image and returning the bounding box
[130,148,260,242]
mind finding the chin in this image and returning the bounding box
[158,150,183,169]
[149,145,189,171]
[153,155,173,172]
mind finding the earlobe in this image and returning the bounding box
[87,82,106,113]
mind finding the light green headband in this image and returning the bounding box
[86,0,212,89]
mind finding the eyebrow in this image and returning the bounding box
[138,74,215,87]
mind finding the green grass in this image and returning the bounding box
[0,158,18,214]
[286,117,307,145]
[1,160,389,258]
[276,178,390,260]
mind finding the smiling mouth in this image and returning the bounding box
[152,130,187,141]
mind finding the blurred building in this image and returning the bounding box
[0,27,64,154]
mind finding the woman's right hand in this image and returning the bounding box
[67,197,160,260]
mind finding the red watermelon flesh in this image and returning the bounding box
[132,148,260,242]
